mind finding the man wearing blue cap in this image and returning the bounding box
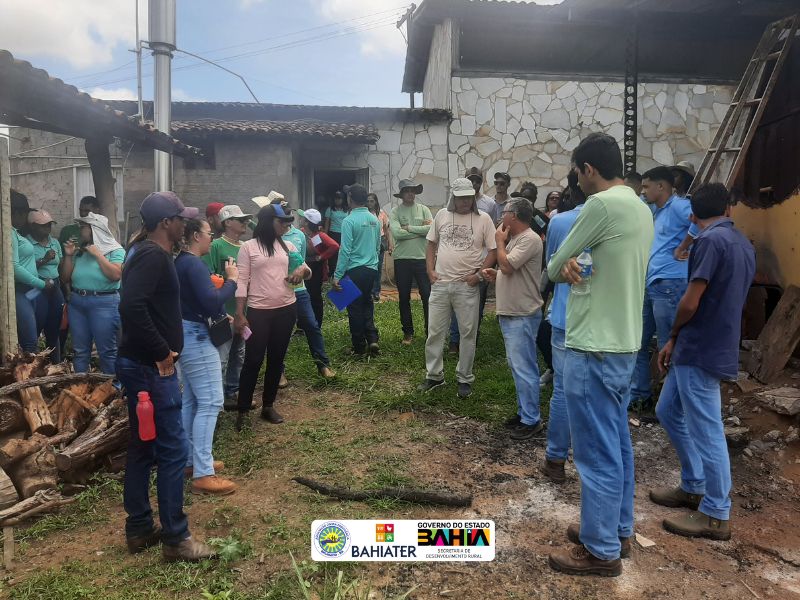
[117,191,216,563]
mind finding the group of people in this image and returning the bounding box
[8,128,754,570]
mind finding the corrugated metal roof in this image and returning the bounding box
[0,50,201,156]
[172,119,380,143]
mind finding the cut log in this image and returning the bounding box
[0,398,25,435]
[291,477,473,507]
[0,430,78,470]
[12,362,56,436]
[44,363,72,377]
[0,489,61,524]
[0,372,113,398]
[49,383,91,433]
[0,467,18,509]
[56,398,129,472]
[86,381,118,408]
[748,285,800,383]
[104,449,127,474]
[9,448,58,499]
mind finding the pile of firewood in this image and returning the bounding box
[0,351,128,519]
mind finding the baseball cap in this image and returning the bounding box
[464,167,483,182]
[218,205,253,222]
[297,208,322,225]
[672,161,696,177]
[259,204,295,223]
[205,202,225,218]
[452,178,476,197]
[28,209,56,225]
[140,192,200,230]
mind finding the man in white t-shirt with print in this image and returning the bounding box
[419,177,497,399]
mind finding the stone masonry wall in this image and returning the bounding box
[449,76,734,199]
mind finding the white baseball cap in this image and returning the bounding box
[298,208,322,225]
[451,177,476,197]
[219,205,253,222]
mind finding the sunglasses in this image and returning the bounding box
[232,217,251,223]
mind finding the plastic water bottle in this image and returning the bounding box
[136,391,156,441]
[571,248,593,296]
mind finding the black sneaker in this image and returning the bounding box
[418,378,445,393]
[510,421,544,441]
[504,414,522,429]
[368,342,380,356]
[457,382,472,398]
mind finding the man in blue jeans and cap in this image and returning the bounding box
[117,191,216,562]
[651,183,755,541]
[547,133,653,577]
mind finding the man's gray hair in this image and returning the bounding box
[507,196,533,223]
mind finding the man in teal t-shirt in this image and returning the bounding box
[333,184,381,356]
[546,133,653,578]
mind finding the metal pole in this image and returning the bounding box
[149,0,176,191]
[135,0,143,123]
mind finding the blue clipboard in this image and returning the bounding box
[327,276,361,311]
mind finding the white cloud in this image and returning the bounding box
[85,86,138,101]
[173,88,206,102]
[1,0,146,69]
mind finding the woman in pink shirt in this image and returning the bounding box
[234,204,310,429]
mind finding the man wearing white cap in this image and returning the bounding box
[419,177,497,399]
[202,205,252,408]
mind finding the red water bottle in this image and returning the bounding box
[136,391,156,441]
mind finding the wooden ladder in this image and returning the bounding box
[690,14,799,193]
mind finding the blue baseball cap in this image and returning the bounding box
[140,191,199,230]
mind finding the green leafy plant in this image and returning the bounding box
[208,535,252,562]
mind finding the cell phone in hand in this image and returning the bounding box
[242,325,252,341]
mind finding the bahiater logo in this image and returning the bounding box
[314,522,351,557]
[376,523,395,543]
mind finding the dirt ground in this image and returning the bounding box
[7,366,800,599]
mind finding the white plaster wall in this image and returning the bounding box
[450,76,734,198]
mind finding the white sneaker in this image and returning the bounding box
[539,369,554,385]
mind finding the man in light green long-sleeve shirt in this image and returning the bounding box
[546,133,653,579]
[333,184,381,356]
[389,179,433,344]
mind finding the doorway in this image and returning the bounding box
[311,167,369,212]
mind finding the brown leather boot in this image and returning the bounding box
[184,461,225,478]
[566,523,632,558]
[162,536,217,563]
[548,544,622,577]
[261,406,284,424]
[541,458,566,483]
[318,366,336,378]
[191,475,237,496]
[649,486,703,510]
[663,511,731,541]
[126,525,162,554]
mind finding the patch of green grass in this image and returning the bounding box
[213,413,271,476]
[7,561,100,600]
[283,300,551,426]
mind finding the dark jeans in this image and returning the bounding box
[346,266,379,352]
[35,285,64,363]
[15,286,41,353]
[307,260,325,328]
[294,290,330,368]
[394,258,430,336]
[450,280,488,344]
[238,304,296,410]
[536,317,553,370]
[327,232,342,279]
[116,356,189,546]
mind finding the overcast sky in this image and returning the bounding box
[1,0,560,107]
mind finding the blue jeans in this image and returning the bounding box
[177,321,224,478]
[294,290,330,368]
[68,292,120,374]
[116,356,189,546]
[218,330,245,398]
[545,326,571,461]
[632,279,687,401]
[15,287,41,353]
[498,312,542,426]
[656,365,731,520]
[564,348,636,560]
[36,285,64,363]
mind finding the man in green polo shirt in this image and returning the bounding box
[389,179,432,345]
[546,133,654,578]
[333,184,381,356]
